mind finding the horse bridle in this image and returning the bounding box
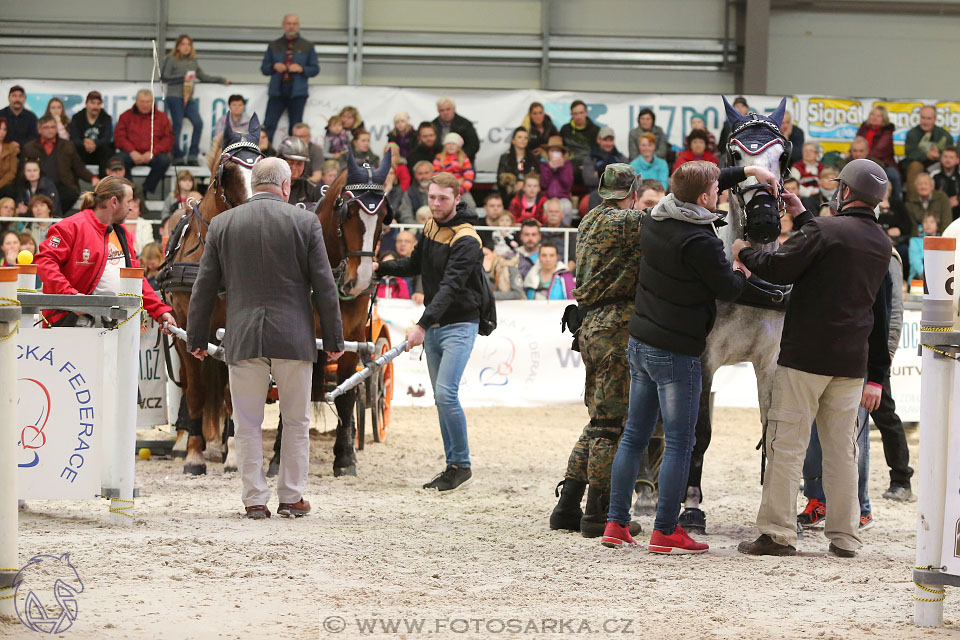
[725,116,791,244]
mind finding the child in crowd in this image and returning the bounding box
[140,242,164,293]
[790,142,824,198]
[325,115,351,167]
[509,174,546,223]
[374,252,411,300]
[351,130,380,167]
[908,213,940,281]
[320,159,341,186]
[433,133,475,197]
[164,170,196,215]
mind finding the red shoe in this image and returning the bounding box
[601,522,638,548]
[648,525,708,554]
[798,498,826,529]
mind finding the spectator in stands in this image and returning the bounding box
[432,97,480,163]
[560,100,600,182]
[0,197,15,229]
[261,14,318,143]
[390,233,418,293]
[433,133,474,199]
[591,126,625,179]
[319,159,341,187]
[778,206,796,246]
[629,132,669,191]
[278,137,323,206]
[407,160,434,212]
[636,178,666,210]
[18,232,36,256]
[877,182,912,274]
[324,115,350,168]
[932,146,960,221]
[856,105,899,194]
[790,142,824,199]
[1,230,20,265]
[673,130,719,172]
[14,158,61,217]
[387,112,415,160]
[523,242,574,300]
[164,170,195,215]
[539,136,574,214]
[374,252,411,300]
[258,129,277,157]
[213,94,251,139]
[487,208,520,259]
[781,110,805,166]
[105,155,126,177]
[541,198,576,269]
[408,122,442,170]
[384,165,413,223]
[162,34,230,165]
[141,242,164,292]
[69,91,114,177]
[909,213,941,281]
[510,174,546,223]
[783,176,800,196]
[291,122,324,182]
[804,166,838,216]
[522,102,559,156]
[23,115,98,213]
[906,172,951,233]
[483,240,523,300]
[337,106,365,139]
[516,218,542,278]
[628,108,668,161]
[718,96,750,151]
[497,127,539,204]
[904,105,954,198]
[0,86,38,147]
[689,113,717,154]
[115,89,173,195]
[124,185,156,254]
[43,98,71,141]
[383,142,410,191]
[351,130,380,167]
[22,194,54,247]
[0,118,19,197]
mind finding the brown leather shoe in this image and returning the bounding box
[245,505,271,519]
[828,542,857,558]
[737,534,797,556]
[277,498,311,517]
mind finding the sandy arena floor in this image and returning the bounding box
[1,404,954,640]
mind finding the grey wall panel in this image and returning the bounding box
[548,0,728,38]
[167,0,347,29]
[364,0,541,33]
[549,67,736,94]
[362,62,541,89]
[1,0,155,23]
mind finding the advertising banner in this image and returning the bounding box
[138,319,168,428]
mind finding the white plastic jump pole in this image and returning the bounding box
[915,235,957,626]
[16,264,37,293]
[108,268,143,525]
[0,268,21,616]
[166,342,182,428]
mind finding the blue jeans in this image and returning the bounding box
[423,321,478,468]
[803,400,871,515]
[118,151,171,195]
[264,94,307,145]
[608,338,702,533]
[165,97,203,158]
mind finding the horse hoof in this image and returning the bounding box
[333,465,357,477]
[223,465,238,473]
[183,463,207,476]
[266,460,280,478]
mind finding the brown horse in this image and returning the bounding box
[267,149,395,477]
[159,115,264,475]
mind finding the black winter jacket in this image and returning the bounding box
[432,114,481,163]
[739,206,891,381]
[379,201,483,328]
[628,167,748,357]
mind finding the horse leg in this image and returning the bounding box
[223,384,237,473]
[333,389,358,477]
[203,408,223,463]
[183,359,207,476]
[172,395,189,458]
[267,416,282,478]
[678,367,713,534]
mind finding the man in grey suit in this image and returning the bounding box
[187,157,344,520]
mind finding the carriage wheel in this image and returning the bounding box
[355,382,366,451]
[371,335,392,443]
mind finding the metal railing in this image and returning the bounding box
[388,222,578,265]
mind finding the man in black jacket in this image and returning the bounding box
[735,158,892,557]
[602,161,752,554]
[559,100,601,185]
[69,91,114,177]
[432,98,480,163]
[376,172,484,493]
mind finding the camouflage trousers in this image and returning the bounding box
[564,324,629,490]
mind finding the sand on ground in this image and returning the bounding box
[1,404,953,640]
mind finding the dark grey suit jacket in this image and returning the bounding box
[187,192,344,364]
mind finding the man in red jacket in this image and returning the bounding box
[114,90,173,195]
[34,175,176,330]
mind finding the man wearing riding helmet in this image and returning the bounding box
[278,136,323,206]
[734,158,892,558]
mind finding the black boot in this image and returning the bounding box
[580,485,641,538]
[549,479,586,532]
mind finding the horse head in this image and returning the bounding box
[206,113,264,217]
[317,148,394,299]
[722,95,791,248]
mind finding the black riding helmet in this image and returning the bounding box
[833,158,888,214]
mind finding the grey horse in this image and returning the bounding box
[678,96,794,534]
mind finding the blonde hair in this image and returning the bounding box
[170,34,196,60]
[869,105,891,127]
[140,242,163,265]
[173,170,195,198]
[80,175,133,210]
[671,161,721,204]
[0,196,14,212]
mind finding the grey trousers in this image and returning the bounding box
[756,365,863,551]
[228,358,313,507]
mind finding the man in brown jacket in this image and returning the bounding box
[22,115,98,214]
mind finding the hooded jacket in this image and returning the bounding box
[523,261,575,300]
[629,193,747,357]
[378,201,483,328]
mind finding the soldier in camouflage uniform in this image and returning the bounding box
[549,164,648,538]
